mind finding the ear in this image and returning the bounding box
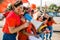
[12,4,16,10]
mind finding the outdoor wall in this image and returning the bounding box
[53,17,60,31]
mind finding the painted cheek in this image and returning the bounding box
[21,12,24,15]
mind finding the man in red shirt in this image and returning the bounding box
[2,1,29,40]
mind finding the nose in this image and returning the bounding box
[18,8,20,11]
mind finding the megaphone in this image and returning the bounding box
[24,12,43,30]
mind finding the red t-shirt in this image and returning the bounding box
[3,11,10,17]
[26,23,36,35]
[18,21,28,40]
[18,23,36,40]
[47,20,55,26]
[2,11,21,34]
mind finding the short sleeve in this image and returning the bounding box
[7,17,16,27]
[52,20,56,23]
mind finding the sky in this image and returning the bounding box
[27,0,60,7]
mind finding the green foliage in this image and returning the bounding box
[49,4,57,11]
[57,6,60,12]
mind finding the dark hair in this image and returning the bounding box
[48,17,53,21]
[43,16,47,21]
[23,7,29,13]
[14,1,23,8]
[31,10,34,13]
[37,16,41,20]
[23,7,29,10]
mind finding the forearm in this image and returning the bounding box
[31,27,37,35]
[9,22,29,34]
[22,30,34,36]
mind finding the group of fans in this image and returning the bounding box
[2,0,57,40]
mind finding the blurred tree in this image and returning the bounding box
[49,4,58,12]
[57,6,60,12]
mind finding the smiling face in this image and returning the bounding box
[39,17,43,21]
[14,5,24,15]
[13,0,24,15]
[37,16,43,21]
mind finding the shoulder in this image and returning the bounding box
[6,11,15,19]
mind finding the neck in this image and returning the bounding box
[14,10,19,15]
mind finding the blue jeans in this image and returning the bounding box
[46,26,53,39]
[37,32,45,40]
[40,33,45,40]
[3,33,17,40]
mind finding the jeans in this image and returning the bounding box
[37,32,45,40]
[46,26,53,39]
[3,33,17,40]
[40,33,45,40]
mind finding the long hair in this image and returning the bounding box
[37,16,41,20]
[48,17,53,21]
[14,1,23,8]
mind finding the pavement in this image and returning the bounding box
[0,28,3,40]
[0,19,5,27]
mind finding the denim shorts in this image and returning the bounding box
[2,33,17,40]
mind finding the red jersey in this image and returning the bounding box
[2,11,21,34]
[3,11,10,17]
[18,23,36,40]
[47,20,55,26]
